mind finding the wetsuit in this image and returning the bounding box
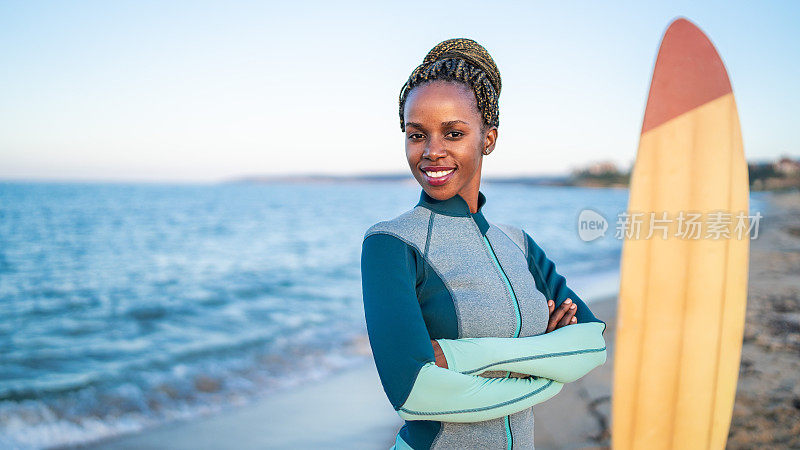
[361,189,607,449]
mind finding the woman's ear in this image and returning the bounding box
[483,126,498,155]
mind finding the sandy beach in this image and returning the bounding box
[727,190,800,448]
[536,190,800,449]
[86,190,800,449]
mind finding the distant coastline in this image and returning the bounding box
[227,155,800,192]
[225,173,576,186]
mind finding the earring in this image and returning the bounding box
[483,148,492,155]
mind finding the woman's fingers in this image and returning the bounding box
[558,303,577,327]
[547,298,572,332]
[548,299,554,315]
[548,298,578,331]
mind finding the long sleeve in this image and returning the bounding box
[435,321,607,383]
[361,232,563,423]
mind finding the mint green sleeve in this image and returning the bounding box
[434,321,607,383]
[397,361,564,423]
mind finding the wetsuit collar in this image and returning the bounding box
[416,189,491,236]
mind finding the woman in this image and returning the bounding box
[361,38,608,450]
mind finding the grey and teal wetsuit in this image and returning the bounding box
[361,189,608,449]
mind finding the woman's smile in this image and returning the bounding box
[421,166,456,185]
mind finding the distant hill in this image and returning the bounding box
[749,157,800,191]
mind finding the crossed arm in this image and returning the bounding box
[361,231,607,424]
[397,321,607,423]
[431,321,607,382]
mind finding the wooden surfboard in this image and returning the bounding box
[611,18,750,449]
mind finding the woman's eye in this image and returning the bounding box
[408,133,424,140]
[447,131,464,138]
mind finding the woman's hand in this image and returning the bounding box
[546,298,577,333]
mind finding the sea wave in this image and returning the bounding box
[0,332,372,449]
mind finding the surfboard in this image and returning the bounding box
[611,18,749,449]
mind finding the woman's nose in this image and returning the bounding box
[423,138,447,159]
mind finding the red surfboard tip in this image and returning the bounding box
[641,18,733,134]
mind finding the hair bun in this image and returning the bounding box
[422,38,501,95]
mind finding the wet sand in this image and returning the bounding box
[85,358,403,449]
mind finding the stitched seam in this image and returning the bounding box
[398,379,555,415]
[461,346,607,375]
[395,355,437,410]
[522,229,529,259]
[430,423,444,449]
[494,223,526,257]
[525,236,554,301]
[364,227,462,339]
[479,227,519,339]
[424,211,435,258]
[466,211,484,238]
[484,235,522,338]
[416,204,470,218]
[363,230,438,409]
[364,230,423,254]
[487,226,529,335]
[494,224,553,337]
[507,415,513,450]
[424,214,464,339]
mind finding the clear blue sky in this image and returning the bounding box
[1,0,797,182]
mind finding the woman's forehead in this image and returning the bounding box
[404,82,480,123]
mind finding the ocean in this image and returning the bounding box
[0,181,767,448]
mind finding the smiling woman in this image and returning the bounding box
[361,38,607,449]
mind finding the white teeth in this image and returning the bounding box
[424,169,455,178]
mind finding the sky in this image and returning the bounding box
[0,0,798,183]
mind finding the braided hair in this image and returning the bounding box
[399,38,502,132]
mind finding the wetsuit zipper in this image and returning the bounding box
[482,235,521,450]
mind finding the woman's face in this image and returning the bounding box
[403,81,497,203]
